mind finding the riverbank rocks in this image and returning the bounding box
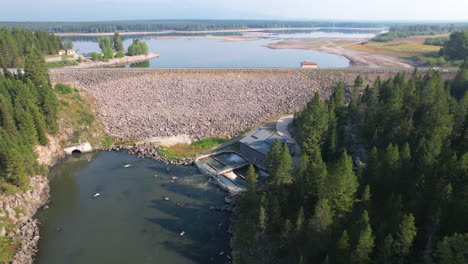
[0,176,50,264]
[126,143,195,165]
[50,69,449,142]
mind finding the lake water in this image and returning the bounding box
[68,30,380,68]
[35,152,230,264]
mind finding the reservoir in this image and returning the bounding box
[35,152,230,264]
[67,29,381,68]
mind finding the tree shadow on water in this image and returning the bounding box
[145,184,231,264]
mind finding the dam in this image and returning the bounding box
[50,68,456,141]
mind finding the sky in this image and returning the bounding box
[1,0,467,22]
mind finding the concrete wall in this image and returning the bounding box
[240,143,267,170]
[63,142,93,155]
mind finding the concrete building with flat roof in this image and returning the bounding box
[239,128,295,170]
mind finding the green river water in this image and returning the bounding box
[35,151,230,264]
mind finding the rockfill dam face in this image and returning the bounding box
[51,68,456,141]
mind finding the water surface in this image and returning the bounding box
[35,152,230,264]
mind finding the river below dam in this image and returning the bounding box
[35,151,230,264]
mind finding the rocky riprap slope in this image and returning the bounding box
[100,144,195,165]
[0,176,50,264]
[51,69,453,141]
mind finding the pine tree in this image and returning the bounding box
[307,198,334,258]
[331,82,345,108]
[309,199,333,233]
[295,207,305,234]
[377,234,395,264]
[258,205,267,231]
[266,138,282,180]
[307,145,327,201]
[351,210,375,263]
[335,230,350,264]
[277,143,293,185]
[15,104,38,146]
[326,151,358,219]
[241,164,258,211]
[24,47,49,89]
[394,213,417,259]
[245,164,258,191]
[268,197,282,233]
[354,75,364,88]
[28,102,49,145]
[0,94,18,136]
[361,184,371,209]
[435,233,468,264]
[113,32,124,52]
[296,92,329,154]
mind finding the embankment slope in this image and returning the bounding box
[51,69,455,141]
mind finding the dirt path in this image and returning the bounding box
[66,53,159,68]
[276,115,301,170]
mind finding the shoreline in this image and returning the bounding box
[55,26,386,37]
[265,37,411,67]
[66,53,159,68]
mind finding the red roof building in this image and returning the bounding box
[301,61,318,68]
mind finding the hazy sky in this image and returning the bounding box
[1,0,467,22]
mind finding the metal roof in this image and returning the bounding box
[240,128,286,155]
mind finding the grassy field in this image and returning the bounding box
[55,83,109,147]
[346,35,444,58]
[47,60,78,68]
[157,138,228,160]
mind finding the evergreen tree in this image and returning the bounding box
[15,104,38,146]
[241,164,259,211]
[394,213,417,260]
[361,184,371,209]
[304,145,328,203]
[377,234,395,264]
[296,92,329,154]
[277,143,293,185]
[295,207,305,234]
[326,151,359,219]
[113,32,124,52]
[266,138,282,181]
[435,233,468,264]
[268,197,282,233]
[354,75,364,88]
[331,82,345,108]
[24,47,50,89]
[335,230,351,264]
[351,210,375,263]
[258,205,267,231]
[307,198,334,258]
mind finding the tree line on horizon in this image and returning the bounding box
[0,20,392,34]
[234,65,468,263]
[372,24,468,42]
